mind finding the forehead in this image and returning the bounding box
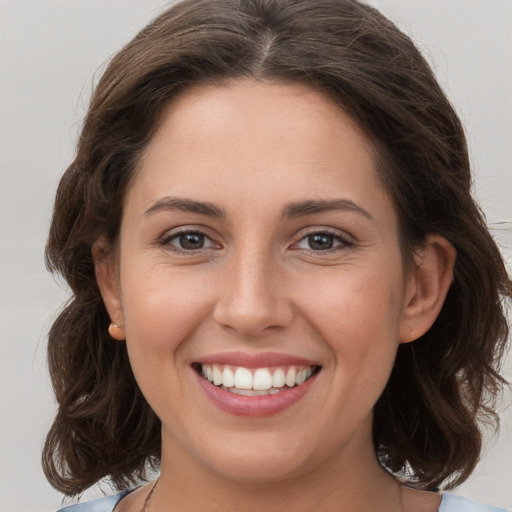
[134,80,375,185]
[125,79,393,227]
[151,79,372,154]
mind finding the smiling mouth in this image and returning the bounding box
[193,363,321,396]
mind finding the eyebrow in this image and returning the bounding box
[282,199,373,221]
[144,197,226,217]
[144,196,373,221]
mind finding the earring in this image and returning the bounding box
[108,322,125,340]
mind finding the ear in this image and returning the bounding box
[92,238,125,340]
[399,234,456,343]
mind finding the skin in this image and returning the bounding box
[95,80,455,512]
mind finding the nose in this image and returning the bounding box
[212,248,294,337]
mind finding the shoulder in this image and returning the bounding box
[440,493,510,512]
[55,491,130,512]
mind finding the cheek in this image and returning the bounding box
[118,263,217,389]
[302,264,404,343]
[299,266,404,392]
[117,269,213,425]
[121,262,211,336]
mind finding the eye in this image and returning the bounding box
[162,230,219,251]
[294,231,352,252]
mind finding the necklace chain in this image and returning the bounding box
[142,478,159,512]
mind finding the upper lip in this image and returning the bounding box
[194,351,321,368]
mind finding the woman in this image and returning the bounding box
[43,0,511,511]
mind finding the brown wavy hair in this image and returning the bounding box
[43,0,511,496]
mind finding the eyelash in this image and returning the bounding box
[160,229,220,253]
[159,227,353,254]
[291,229,354,254]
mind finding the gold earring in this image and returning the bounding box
[108,322,125,340]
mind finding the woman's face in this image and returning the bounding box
[98,80,437,484]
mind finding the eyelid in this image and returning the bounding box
[159,226,222,252]
[290,227,355,252]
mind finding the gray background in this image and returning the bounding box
[0,1,510,511]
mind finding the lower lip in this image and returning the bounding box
[196,370,318,417]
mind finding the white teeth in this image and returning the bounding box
[234,367,253,390]
[285,367,296,387]
[222,367,235,388]
[212,365,222,386]
[253,368,273,390]
[228,388,272,396]
[272,368,285,388]
[200,363,317,391]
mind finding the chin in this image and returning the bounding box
[210,456,311,485]
[189,430,319,484]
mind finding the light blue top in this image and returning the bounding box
[57,491,129,512]
[439,494,510,512]
[56,491,510,511]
